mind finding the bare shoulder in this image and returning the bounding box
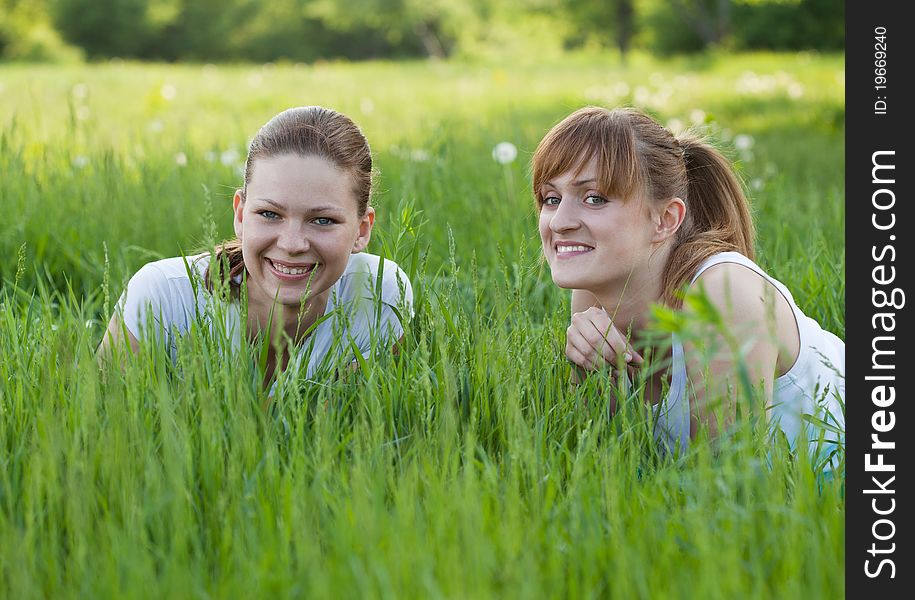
[688,262,772,322]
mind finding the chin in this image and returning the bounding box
[550,272,582,290]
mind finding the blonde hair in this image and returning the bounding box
[532,106,755,307]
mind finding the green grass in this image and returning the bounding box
[0,51,844,598]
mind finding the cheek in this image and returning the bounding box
[538,213,551,241]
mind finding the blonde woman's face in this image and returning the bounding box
[233,154,374,315]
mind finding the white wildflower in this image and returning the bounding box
[666,119,685,135]
[221,148,240,166]
[410,149,430,163]
[160,84,177,101]
[734,134,755,151]
[492,142,517,165]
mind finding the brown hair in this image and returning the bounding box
[531,106,755,307]
[206,106,373,293]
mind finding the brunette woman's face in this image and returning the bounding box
[538,158,655,297]
[233,153,374,314]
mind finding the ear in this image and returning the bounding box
[351,207,376,253]
[232,190,245,240]
[652,197,686,244]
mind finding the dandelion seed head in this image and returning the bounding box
[221,148,240,166]
[360,98,375,115]
[734,134,755,151]
[492,142,517,165]
[634,86,651,105]
[689,109,706,125]
[175,152,188,167]
[160,84,177,101]
[410,149,430,163]
[76,106,91,121]
[72,155,89,169]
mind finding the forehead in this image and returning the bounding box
[543,156,600,187]
[246,154,357,208]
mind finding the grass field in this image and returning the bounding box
[1,51,845,598]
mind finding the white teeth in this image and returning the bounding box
[270,260,312,275]
[556,245,592,254]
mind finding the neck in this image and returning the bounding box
[591,244,671,346]
[246,288,330,346]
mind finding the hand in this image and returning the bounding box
[565,306,643,374]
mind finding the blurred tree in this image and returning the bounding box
[51,0,156,58]
[2,0,80,60]
[152,0,257,61]
[640,0,841,55]
[731,0,843,50]
[19,0,843,62]
[562,0,635,59]
[307,0,472,58]
[670,0,731,46]
[234,0,423,62]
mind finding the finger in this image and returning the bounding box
[593,320,643,366]
[578,314,627,365]
[580,312,643,365]
[566,328,608,370]
[565,342,601,371]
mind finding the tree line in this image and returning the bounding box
[3,0,843,62]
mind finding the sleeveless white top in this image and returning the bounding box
[653,252,845,460]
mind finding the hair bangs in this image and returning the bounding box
[532,107,644,207]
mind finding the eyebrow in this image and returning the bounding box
[252,198,347,214]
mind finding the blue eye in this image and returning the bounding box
[258,210,280,220]
[542,196,561,206]
[584,195,608,205]
[313,217,336,226]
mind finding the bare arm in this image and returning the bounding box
[681,264,780,439]
[96,312,140,365]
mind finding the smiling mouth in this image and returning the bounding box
[555,244,594,257]
[266,257,317,277]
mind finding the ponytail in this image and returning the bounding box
[661,136,755,308]
[204,240,246,298]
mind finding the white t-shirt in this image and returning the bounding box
[654,252,845,464]
[116,252,413,378]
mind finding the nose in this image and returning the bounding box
[276,223,310,255]
[548,199,581,233]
